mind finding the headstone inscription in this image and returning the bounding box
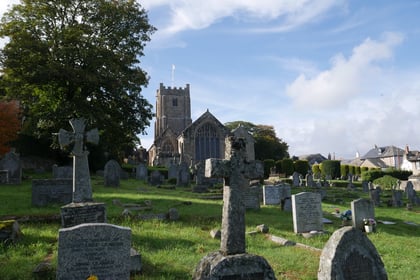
[104,159,121,187]
[292,192,323,233]
[318,227,388,280]
[57,223,131,280]
[193,135,275,280]
[351,198,375,231]
[0,151,22,184]
[57,118,105,228]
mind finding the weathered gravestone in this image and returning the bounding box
[292,171,300,187]
[370,187,381,206]
[306,172,314,187]
[351,198,375,231]
[149,170,163,186]
[135,162,148,180]
[57,223,131,280]
[57,118,105,228]
[193,135,276,280]
[176,162,190,186]
[362,180,369,193]
[0,151,22,184]
[31,179,72,206]
[263,185,281,205]
[168,163,178,180]
[104,159,121,187]
[318,227,388,280]
[292,192,323,233]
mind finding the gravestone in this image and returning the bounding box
[292,192,323,233]
[176,162,190,186]
[52,165,73,179]
[263,185,281,205]
[392,190,403,207]
[370,187,381,206]
[193,135,275,279]
[135,163,148,180]
[149,170,163,186]
[351,198,375,231]
[168,163,178,180]
[31,179,72,206]
[306,172,314,187]
[404,181,420,205]
[318,227,388,279]
[243,185,261,210]
[362,180,369,192]
[104,159,121,187]
[0,151,22,184]
[57,118,105,228]
[57,223,131,280]
[292,172,300,187]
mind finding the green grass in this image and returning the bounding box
[0,176,419,279]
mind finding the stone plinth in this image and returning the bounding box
[60,202,106,228]
[193,251,276,280]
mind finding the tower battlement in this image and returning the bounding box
[158,83,190,95]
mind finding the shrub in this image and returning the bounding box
[312,164,321,179]
[263,159,275,178]
[321,160,340,179]
[275,160,282,174]
[281,158,294,177]
[294,160,309,177]
[373,175,399,190]
[340,164,349,178]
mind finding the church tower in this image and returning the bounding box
[155,83,192,139]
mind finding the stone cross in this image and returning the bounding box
[58,118,99,203]
[205,135,264,255]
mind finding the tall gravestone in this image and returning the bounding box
[263,185,281,205]
[351,198,375,231]
[0,151,22,184]
[318,227,387,279]
[104,159,121,187]
[193,135,276,279]
[57,118,106,228]
[136,163,148,180]
[292,192,323,233]
[57,223,131,280]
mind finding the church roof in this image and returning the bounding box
[178,109,229,138]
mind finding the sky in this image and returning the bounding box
[1,0,420,159]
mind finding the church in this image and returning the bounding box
[148,83,230,166]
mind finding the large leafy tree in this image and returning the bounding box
[0,0,155,158]
[0,100,21,155]
[225,121,289,160]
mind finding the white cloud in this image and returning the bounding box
[141,0,345,35]
[285,32,404,109]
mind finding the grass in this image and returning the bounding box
[0,175,419,279]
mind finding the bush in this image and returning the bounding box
[312,164,321,179]
[294,160,309,177]
[362,169,412,182]
[373,175,399,190]
[281,158,294,177]
[321,160,340,179]
[340,164,349,178]
[275,160,282,174]
[263,159,275,178]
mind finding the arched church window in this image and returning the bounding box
[195,123,220,160]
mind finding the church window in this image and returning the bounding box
[195,123,220,160]
[172,98,178,106]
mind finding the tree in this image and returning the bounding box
[281,158,294,177]
[224,121,289,160]
[0,100,21,155]
[321,160,341,179]
[0,0,155,158]
[294,160,309,177]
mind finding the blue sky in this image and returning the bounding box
[2,0,420,159]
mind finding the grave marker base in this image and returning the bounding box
[60,202,106,228]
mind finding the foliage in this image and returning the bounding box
[294,160,309,177]
[224,121,289,160]
[275,160,282,174]
[362,169,411,182]
[340,164,349,178]
[0,0,155,159]
[281,158,294,177]
[0,100,21,155]
[263,159,275,178]
[373,175,400,190]
[312,164,321,178]
[320,160,340,179]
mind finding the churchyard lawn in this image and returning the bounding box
[0,175,419,279]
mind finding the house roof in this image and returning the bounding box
[297,153,327,165]
[360,145,404,159]
[360,158,388,168]
[406,150,420,162]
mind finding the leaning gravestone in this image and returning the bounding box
[193,135,275,279]
[104,159,121,187]
[318,227,388,279]
[57,118,105,228]
[351,198,375,231]
[292,192,323,233]
[0,151,22,184]
[57,223,131,280]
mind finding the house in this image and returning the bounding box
[401,145,420,175]
[359,145,404,169]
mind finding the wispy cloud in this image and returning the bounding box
[141,0,346,35]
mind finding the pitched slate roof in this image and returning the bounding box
[361,145,404,160]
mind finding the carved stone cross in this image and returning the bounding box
[205,135,264,255]
[58,118,99,203]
